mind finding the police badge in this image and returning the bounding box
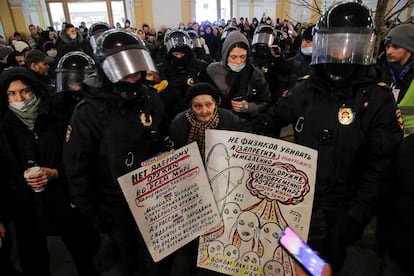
[140,113,153,127]
[338,107,354,125]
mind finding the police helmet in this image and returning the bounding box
[311,1,376,66]
[252,25,276,47]
[56,51,96,93]
[164,29,193,54]
[89,22,111,52]
[95,29,156,83]
[187,30,202,48]
[221,26,238,41]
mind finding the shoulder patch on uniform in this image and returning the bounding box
[297,75,311,81]
[153,80,169,93]
[65,125,72,143]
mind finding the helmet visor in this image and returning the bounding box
[252,32,274,46]
[102,48,156,83]
[311,32,375,65]
[191,38,202,48]
[56,70,93,93]
[165,35,193,53]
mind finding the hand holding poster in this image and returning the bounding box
[197,130,318,276]
[118,142,221,262]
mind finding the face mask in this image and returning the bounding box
[228,62,246,72]
[30,43,36,48]
[69,34,77,40]
[9,94,37,112]
[266,20,271,25]
[125,23,130,27]
[47,50,57,58]
[179,25,185,30]
[301,47,312,56]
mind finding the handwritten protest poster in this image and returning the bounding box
[118,142,221,262]
[197,130,318,275]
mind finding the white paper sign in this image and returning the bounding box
[197,130,318,275]
[118,142,221,262]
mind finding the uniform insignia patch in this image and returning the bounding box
[140,113,153,127]
[65,125,72,142]
[338,107,354,125]
[396,109,404,130]
[187,77,194,86]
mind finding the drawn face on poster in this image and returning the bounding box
[207,240,225,257]
[224,244,240,260]
[263,260,285,276]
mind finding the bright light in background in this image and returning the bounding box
[196,0,217,23]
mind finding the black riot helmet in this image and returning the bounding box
[95,29,156,83]
[56,51,96,93]
[164,29,193,54]
[252,25,276,47]
[221,26,238,42]
[187,30,202,48]
[311,1,376,66]
[89,22,111,53]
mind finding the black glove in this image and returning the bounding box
[324,213,364,272]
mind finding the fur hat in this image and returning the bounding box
[185,82,221,105]
[385,24,414,53]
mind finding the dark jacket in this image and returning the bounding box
[378,134,414,275]
[63,74,165,219]
[0,68,68,211]
[287,51,312,89]
[206,32,271,118]
[263,65,402,225]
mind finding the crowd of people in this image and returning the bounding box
[0,1,413,276]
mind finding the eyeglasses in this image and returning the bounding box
[7,87,32,97]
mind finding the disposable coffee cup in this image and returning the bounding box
[24,166,45,192]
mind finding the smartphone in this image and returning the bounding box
[279,226,326,276]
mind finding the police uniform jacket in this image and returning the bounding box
[63,75,165,220]
[264,65,402,226]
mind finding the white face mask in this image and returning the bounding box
[228,62,246,72]
[47,50,57,58]
[301,46,313,56]
[9,95,37,112]
[69,34,77,40]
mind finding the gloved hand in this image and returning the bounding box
[324,213,364,272]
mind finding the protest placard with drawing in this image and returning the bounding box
[197,130,318,275]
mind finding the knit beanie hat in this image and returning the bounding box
[0,45,13,61]
[385,24,414,53]
[185,82,222,105]
[43,41,57,52]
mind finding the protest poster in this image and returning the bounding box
[118,142,221,262]
[197,130,318,275]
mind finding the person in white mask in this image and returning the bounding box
[287,24,315,89]
[0,66,99,276]
[205,30,271,120]
[56,23,90,55]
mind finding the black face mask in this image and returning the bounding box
[114,81,142,101]
[253,46,270,58]
[324,63,356,82]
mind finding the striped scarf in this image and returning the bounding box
[185,109,219,160]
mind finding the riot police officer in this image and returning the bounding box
[157,29,208,125]
[54,50,96,124]
[260,2,402,272]
[63,29,169,276]
[251,25,291,102]
[88,22,111,54]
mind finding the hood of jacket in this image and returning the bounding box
[221,31,250,65]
